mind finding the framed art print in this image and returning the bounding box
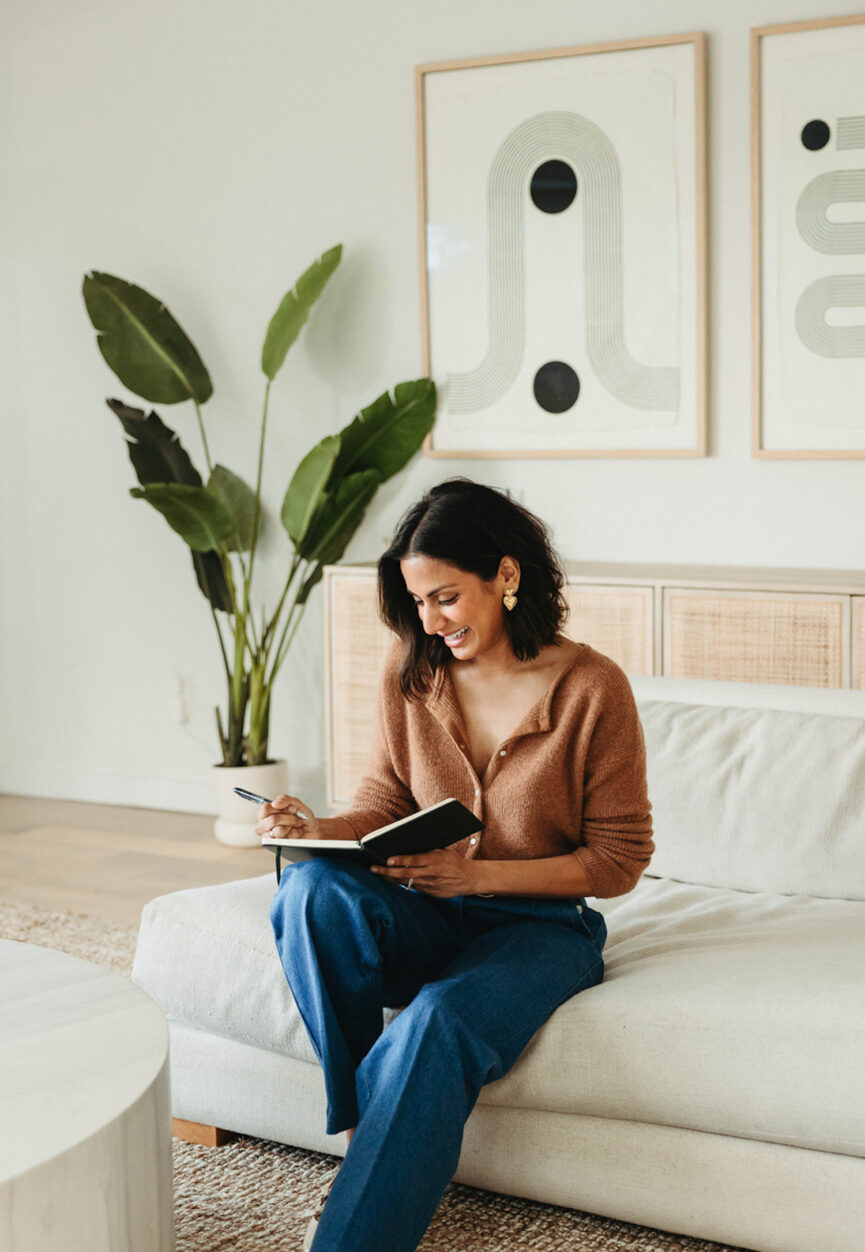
[753,14,865,458]
[416,34,707,458]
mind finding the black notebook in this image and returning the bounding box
[262,798,482,881]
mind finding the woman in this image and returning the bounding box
[259,479,653,1252]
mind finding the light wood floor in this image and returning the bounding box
[0,793,267,927]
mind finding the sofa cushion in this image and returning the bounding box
[133,874,324,1066]
[132,871,865,1159]
[637,699,865,900]
[490,875,865,1158]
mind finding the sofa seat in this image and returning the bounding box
[132,867,865,1161]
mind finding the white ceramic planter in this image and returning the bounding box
[212,760,290,847]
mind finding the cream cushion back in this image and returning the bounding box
[637,697,865,901]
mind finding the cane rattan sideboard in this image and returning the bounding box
[323,563,865,807]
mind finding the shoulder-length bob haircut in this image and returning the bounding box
[378,478,569,698]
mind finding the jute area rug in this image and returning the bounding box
[0,900,744,1252]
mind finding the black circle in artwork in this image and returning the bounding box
[801,119,830,150]
[530,160,578,213]
[533,362,580,413]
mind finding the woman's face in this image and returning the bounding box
[399,554,517,663]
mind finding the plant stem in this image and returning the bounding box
[242,380,271,614]
[262,553,303,660]
[220,551,258,656]
[210,602,232,684]
[249,379,271,568]
[268,563,312,685]
[243,576,260,654]
[215,705,228,762]
[246,554,306,765]
[270,598,306,682]
[235,380,272,675]
[235,548,251,589]
[193,399,214,476]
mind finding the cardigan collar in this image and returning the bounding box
[424,647,584,743]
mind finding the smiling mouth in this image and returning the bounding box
[442,626,469,645]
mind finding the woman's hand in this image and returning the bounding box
[371,847,480,898]
[255,794,318,841]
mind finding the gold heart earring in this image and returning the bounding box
[503,588,518,612]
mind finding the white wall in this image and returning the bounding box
[2,0,863,816]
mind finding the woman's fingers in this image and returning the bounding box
[255,794,315,838]
[371,855,429,883]
[269,793,310,815]
[370,848,475,898]
[258,815,311,839]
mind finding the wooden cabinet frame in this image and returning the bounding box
[853,599,865,692]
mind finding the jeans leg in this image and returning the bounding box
[269,858,462,1133]
[312,907,605,1252]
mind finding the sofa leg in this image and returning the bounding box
[172,1118,237,1147]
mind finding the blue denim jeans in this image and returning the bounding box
[270,857,606,1252]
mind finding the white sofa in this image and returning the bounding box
[132,676,865,1252]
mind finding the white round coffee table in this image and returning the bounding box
[0,938,174,1251]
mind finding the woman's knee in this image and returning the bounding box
[271,859,343,932]
[269,858,379,940]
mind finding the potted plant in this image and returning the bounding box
[83,246,435,843]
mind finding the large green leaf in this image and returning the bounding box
[83,271,212,405]
[208,465,257,552]
[106,399,232,610]
[280,434,340,546]
[260,245,342,381]
[328,379,436,486]
[295,563,325,606]
[107,399,203,487]
[130,483,237,552]
[300,468,381,565]
[192,551,234,613]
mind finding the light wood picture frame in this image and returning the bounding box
[416,34,708,459]
[752,14,865,459]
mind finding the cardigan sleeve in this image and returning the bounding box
[568,667,654,898]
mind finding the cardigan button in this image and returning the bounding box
[469,836,478,845]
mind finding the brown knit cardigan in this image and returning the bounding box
[341,642,654,899]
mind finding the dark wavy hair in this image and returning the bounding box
[378,479,569,698]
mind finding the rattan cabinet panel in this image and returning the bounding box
[324,569,393,807]
[563,585,653,675]
[664,590,849,688]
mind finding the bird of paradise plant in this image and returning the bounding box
[83,246,435,766]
